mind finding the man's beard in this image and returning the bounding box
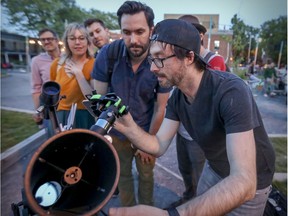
[127,44,148,58]
[160,81,173,88]
[158,65,185,88]
[156,72,173,88]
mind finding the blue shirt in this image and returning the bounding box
[92,42,172,137]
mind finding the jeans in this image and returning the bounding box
[176,133,205,199]
[197,161,271,216]
[111,135,155,206]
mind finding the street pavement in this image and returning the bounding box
[1,70,287,215]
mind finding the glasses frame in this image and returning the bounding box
[67,36,87,43]
[148,54,176,68]
[39,37,56,43]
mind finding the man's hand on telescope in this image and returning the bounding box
[113,112,134,134]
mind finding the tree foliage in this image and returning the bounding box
[2,0,287,67]
[260,16,287,66]
[230,14,259,65]
[231,14,287,67]
[87,8,119,30]
[1,0,119,38]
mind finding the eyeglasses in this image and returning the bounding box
[39,37,56,43]
[68,36,87,43]
[147,54,176,68]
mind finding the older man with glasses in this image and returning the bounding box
[31,28,61,136]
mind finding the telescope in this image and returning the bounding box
[11,82,129,215]
[38,81,63,135]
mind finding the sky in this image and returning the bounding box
[75,0,287,29]
[1,0,286,35]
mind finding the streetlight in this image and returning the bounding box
[247,35,253,64]
[25,36,30,72]
[25,37,37,72]
[254,37,262,66]
[277,41,284,68]
[29,39,36,44]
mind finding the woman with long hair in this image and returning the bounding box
[50,22,95,130]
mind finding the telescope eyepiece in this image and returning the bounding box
[41,81,61,107]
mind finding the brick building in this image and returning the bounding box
[164,14,233,66]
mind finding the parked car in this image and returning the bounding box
[1,62,13,69]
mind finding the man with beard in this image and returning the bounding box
[84,18,110,57]
[92,1,171,207]
[109,19,275,216]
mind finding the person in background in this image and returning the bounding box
[248,60,255,75]
[50,22,95,132]
[245,60,262,90]
[165,14,228,209]
[31,28,61,136]
[263,59,277,97]
[179,15,226,71]
[92,1,171,207]
[109,19,275,216]
[84,17,121,196]
[84,18,110,57]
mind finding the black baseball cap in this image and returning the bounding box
[151,19,208,65]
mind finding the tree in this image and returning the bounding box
[231,14,247,65]
[86,9,119,30]
[230,14,259,66]
[260,16,287,66]
[1,0,118,38]
[245,25,259,63]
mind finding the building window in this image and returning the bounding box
[1,40,5,50]
[214,40,220,50]
[13,41,17,50]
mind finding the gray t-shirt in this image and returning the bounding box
[166,69,275,189]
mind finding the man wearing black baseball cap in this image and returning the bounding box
[168,15,229,209]
[109,19,275,216]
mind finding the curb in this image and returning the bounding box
[0,106,34,114]
[273,173,287,182]
[268,134,287,138]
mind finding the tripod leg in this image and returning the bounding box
[11,202,21,216]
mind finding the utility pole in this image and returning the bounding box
[247,35,252,64]
[207,15,212,50]
[254,37,262,66]
[25,36,30,73]
[277,41,284,68]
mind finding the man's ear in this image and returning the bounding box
[186,51,195,65]
[199,32,204,41]
[149,26,154,37]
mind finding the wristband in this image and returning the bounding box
[167,207,180,216]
